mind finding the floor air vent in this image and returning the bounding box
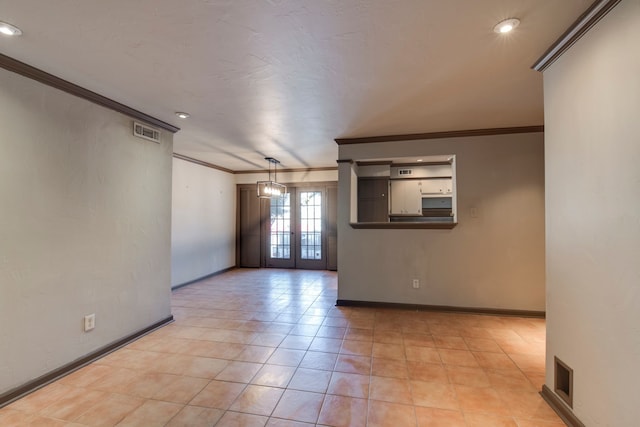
[133,122,161,143]
[554,356,574,408]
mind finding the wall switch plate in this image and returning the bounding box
[412,279,420,289]
[84,314,95,332]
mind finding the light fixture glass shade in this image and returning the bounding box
[257,181,287,198]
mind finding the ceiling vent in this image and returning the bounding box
[133,121,161,143]
[398,169,413,176]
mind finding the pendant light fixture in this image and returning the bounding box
[257,157,286,198]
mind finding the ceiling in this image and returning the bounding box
[0,0,590,171]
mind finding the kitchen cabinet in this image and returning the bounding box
[419,178,453,196]
[358,178,389,222]
[390,180,422,215]
[351,157,458,228]
[390,178,453,214]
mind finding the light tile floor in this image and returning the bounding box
[0,269,564,426]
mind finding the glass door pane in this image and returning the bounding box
[270,193,291,259]
[300,191,322,260]
[267,191,295,268]
[296,190,325,269]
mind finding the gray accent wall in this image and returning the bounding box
[337,132,545,311]
[543,1,640,425]
[0,67,173,395]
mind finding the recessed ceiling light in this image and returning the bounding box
[493,18,520,34]
[417,159,423,162]
[0,21,22,36]
[175,112,190,119]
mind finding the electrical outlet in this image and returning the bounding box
[84,314,95,332]
[412,279,420,289]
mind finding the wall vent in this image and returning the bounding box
[398,169,413,176]
[554,356,574,408]
[133,121,161,143]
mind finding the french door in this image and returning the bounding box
[266,188,326,269]
[296,189,326,269]
[266,190,295,268]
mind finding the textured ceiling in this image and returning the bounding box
[0,0,590,170]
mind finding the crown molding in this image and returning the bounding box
[335,126,544,145]
[174,154,338,174]
[532,0,622,72]
[0,53,179,133]
[172,153,234,174]
[234,166,338,174]
[356,160,393,166]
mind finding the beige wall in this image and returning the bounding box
[0,68,173,395]
[171,164,336,287]
[338,132,545,310]
[543,1,640,425]
[171,158,236,287]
